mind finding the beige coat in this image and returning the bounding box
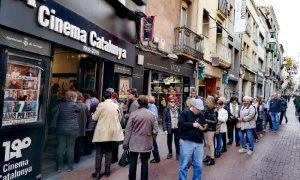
[92,99,124,143]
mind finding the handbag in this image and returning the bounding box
[118,150,130,167]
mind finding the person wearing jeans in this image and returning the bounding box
[237,96,257,156]
[178,99,206,180]
[148,95,160,163]
[269,94,281,132]
[215,100,228,156]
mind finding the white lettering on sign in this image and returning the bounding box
[2,137,31,162]
[26,3,127,59]
[23,0,37,8]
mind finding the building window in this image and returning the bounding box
[181,6,188,27]
[202,10,209,37]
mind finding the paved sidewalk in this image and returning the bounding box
[52,100,300,180]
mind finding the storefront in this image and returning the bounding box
[225,70,240,100]
[242,69,256,98]
[135,50,195,114]
[0,0,136,179]
[198,62,223,98]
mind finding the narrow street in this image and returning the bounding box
[52,100,300,180]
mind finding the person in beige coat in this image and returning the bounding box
[123,95,154,180]
[91,91,124,179]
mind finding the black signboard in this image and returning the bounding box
[0,0,135,67]
[0,127,43,180]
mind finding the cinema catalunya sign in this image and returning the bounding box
[22,0,127,59]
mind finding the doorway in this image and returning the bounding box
[42,46,99,178]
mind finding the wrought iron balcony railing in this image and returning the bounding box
[173,26,204,60]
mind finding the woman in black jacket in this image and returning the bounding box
[203,96,218,166]
[162,97,181,160]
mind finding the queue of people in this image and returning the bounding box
[50,83,290,180]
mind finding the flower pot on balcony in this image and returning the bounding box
[184,30,190,37]
[194,36,201,42]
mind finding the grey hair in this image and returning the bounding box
[242,96,252,101]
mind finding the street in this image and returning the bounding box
[51,100,300,180]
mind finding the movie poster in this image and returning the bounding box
[2,62,41,126]
[119,77,130,99]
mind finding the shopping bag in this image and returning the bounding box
[118,150,130,167]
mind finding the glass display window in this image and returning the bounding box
[150,72,183,114]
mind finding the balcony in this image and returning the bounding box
[246,24,251,37]
[243,55,251,70]
[217,0,228,21]
[211,43,231,68]
[173,26,204,61]
[251,60,258,73]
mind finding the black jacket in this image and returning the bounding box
[204,107,218,131]
[178,109,206,144]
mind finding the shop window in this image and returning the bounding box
[151,72,183,113]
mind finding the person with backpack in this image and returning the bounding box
[237,96,257,156]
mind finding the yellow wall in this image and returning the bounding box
[53,52,81,73]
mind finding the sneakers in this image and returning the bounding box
[254,139,259,143]
[167,153,172,159]
[247,150,253,155]
[238,148,248,153]
[203,156,210,163]
[150,159,160,163]
[204,157,215,166]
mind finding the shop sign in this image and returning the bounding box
[0,28,50,56]
[222,73,229,84]
[198,66,205,80]
[114,64,132,75]
[0,128,43,180]
[243,70,255,83]
[211,57,220,66]
[0,0,135,66]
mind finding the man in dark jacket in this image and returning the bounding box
[269,94,281,132]
[279,95,288,124]
[178,99,206,180]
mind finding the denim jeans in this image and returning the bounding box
[179,139,204,180]
[57,133,77,169]
[215,133,223,154]
[238,129,254,151]
[270,112,279,131]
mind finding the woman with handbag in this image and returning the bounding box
[123,95,154,180]
[203,96,218,166]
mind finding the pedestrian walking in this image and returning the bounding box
[178,99,206,180]
[269,94,281,132]
[256,97,265,137]
[279,94,288,124]
[162,97,181,160]
[148,95,161,163]
[55,90,81,172]
[123,95,155,180]
[203,96,218,166]
[237,96,256,155]
[91,91,124,179]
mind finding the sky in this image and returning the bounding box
[255,0,299,58]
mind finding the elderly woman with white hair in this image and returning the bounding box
[237,96,257,155]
